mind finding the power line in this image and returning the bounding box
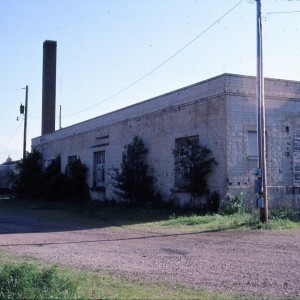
[0,120,23,150]
[266,10,300,15]
[63,0,244,118]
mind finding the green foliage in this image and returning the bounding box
[0,263,76,299]
[173,139,217,203]
[207,191,220,213]
[9,150,43,198]
[164,212,262,231]
[219,192,244,215]
[269,205,300,222]
[0,256,227,300]
[65,158,90,202]
[112,136,155,206]
[41,156,68,200]
[10,152,89,202]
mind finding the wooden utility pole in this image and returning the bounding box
[256,0,268,222]
[23,85,28,159]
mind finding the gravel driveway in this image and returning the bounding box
[0,211,299,298]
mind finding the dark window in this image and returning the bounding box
[66,155,77,176]
[93,151,105,188]
[174,135,199,188]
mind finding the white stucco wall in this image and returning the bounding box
[32,73,300,208]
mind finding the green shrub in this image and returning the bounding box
[112,136,155,206]
[219,192,244,215]
[9,150,44,198]
[0,263,77,299]
[41,156,68,201]
[65,158,90,202]
[173,139,217,205]
[270,205,300,222]
[10,153,90,202]
[207,191,220,213]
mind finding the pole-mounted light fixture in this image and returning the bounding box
[18,86,28,159]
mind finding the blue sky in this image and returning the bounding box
[1,0,300,163]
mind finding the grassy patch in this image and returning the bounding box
[159,211,300,232]
[0,262,76,299]
[0,252,230,300]
[161,213,257,231]
[0,197,299,233]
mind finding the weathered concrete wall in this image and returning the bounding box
[33,74,228,203]
[225,75,300,209]
[32,73,300,208]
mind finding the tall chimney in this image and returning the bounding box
[42,40,57,135]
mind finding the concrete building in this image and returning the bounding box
[32,73,300,209]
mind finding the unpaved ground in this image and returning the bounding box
[0,211,299,298]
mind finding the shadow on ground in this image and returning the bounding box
[0,197,178,234]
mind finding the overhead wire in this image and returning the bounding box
[62,0,245,118]
[0,119,24,151]
[266,10,300,15]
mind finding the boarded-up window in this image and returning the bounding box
[68,155,77,164]
[93,151,105,188]
[248,131,258,158]
[66,155,77,176]
[293,135,300,187]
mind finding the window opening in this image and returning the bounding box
[93,151,105,188]
[248,131,258,158]
[174,135,199,188]
[66,155,77,176]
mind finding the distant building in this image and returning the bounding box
[32,73,300,209]
[0,156,16,192]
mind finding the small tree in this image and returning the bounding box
[10,152,89,202]
[173,139,217,205]
[112,136,154,206]
[41,156,68,201]
[219,192,244,215]
[65,158,90,202]
[10,150,43,198]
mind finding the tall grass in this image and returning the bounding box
[0,263,76,299]
[163,212,261,231]
[162,210,300,231]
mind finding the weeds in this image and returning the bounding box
[269,205,300,222]
[0,263,77,299]
[219,192,245,215]
[163,212,262,231]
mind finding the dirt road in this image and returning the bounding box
[0,211,299,298]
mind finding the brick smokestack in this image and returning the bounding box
[42,40,57,135]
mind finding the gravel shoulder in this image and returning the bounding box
[0,210,299,298]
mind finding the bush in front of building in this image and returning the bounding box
[173,139,217,206]
[65,158,90,202]
[41,156,68,200]
[219,192,245,215]
[269,204,300,222]
[207,191,220,213]
[10,151,89,202]
[112,136,155,206]
[9,150,44,198]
